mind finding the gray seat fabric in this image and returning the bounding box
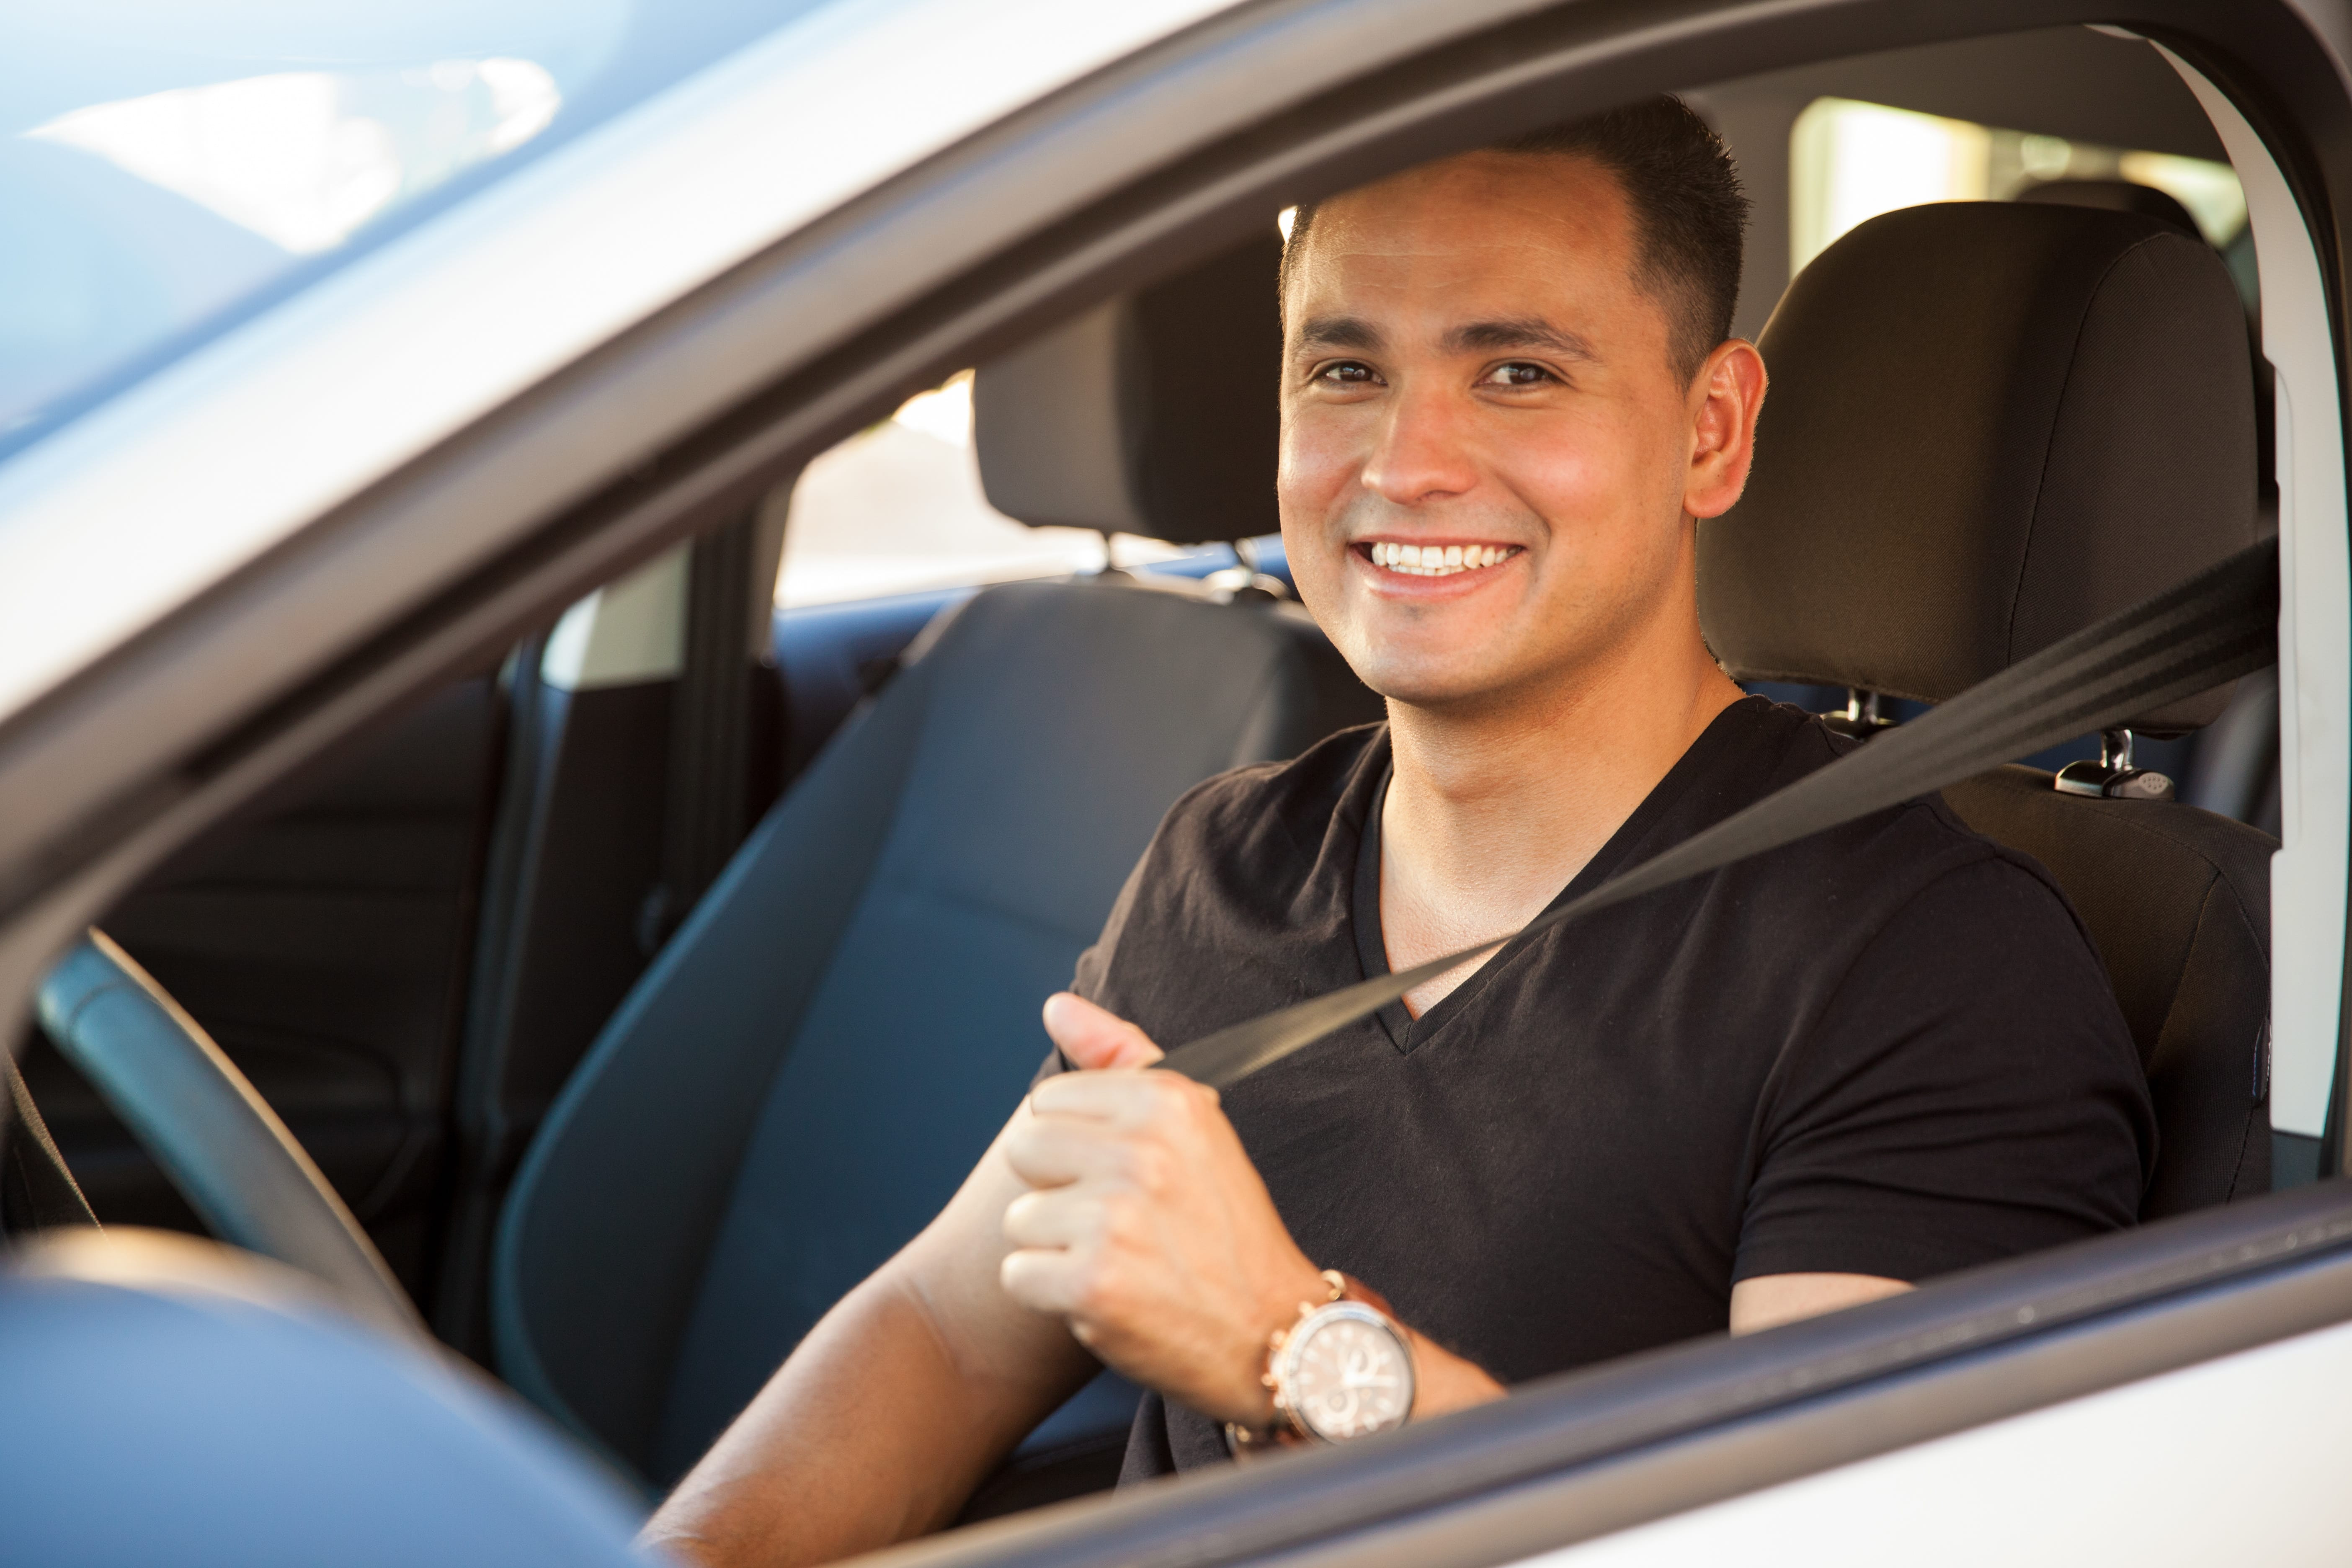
[493,580,1379,1482]
[1703,201,2273,1215]
[2016,178,2201,237]
[1700,201,2257,734]
[974,234,1282,545]
[1941,767,2271,1214]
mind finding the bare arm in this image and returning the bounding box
[1729,1272,1911,1333]
[641,1108,1098,1567]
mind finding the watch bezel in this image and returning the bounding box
[1271,1299,1416,1444]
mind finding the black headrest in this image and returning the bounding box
[973,235,1282,546]
[1699,201,2259,734]
[2016,178,2200,238]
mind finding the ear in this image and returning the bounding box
[1683,339,1768,521]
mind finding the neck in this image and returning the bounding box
[1377,588,1742,995]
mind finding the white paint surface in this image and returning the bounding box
[2166,49,2352,1137]
[0,0,1235,726]
[1530,1317,2352,1566]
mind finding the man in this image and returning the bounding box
[645,98,2151,1565]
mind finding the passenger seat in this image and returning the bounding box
[490,234,1380,1496]
[1701,200,2274,1215]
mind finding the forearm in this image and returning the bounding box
[646,1115,1097,1567]
[1403,1328,1506,1419]
[1395,1271,1916,1427]
[643,1272,1015,1566]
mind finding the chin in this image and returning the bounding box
[1335,609,1532,703]
[1348,652,1514,712]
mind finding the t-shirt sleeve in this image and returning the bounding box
[1734,855,2156,1286]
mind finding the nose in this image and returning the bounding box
[1360,381,1477,508]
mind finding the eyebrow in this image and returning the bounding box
[1443,317,1599,361]
[1292,313,1599,361]
[1296,315,1384,351]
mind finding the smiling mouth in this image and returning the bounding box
[1358,541,1522,578]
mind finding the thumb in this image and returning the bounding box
[1042,992,1166,1070]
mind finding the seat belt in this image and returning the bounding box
[640,510,764,953]
[1165,535,2280,1089]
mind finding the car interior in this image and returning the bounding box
[1,17,2312,1542]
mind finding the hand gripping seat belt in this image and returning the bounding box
[1164,536,2281,1090]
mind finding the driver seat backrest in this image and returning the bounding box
[492,234,1381,1485]
[1701,201,2271,1218]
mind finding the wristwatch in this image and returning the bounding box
[1226,1269,1416,1454]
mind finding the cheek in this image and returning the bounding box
[1501,410,1679,552]
[1495,432,1616,536]
[1276,408,1364,610]
[1276,404,1363,517]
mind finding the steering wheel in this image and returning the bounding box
[30,929,428,1346]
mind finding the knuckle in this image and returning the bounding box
[1096,1188,1138,1235]
[1165,1077,1215,1122]
[1068,1257,1111,1317]
[1068,1192,1111,1246]
[1073,1256,1133,1323]
[1140,1078,1190,1129]
[1127,1140,1176,1197]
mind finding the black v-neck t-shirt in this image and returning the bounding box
[1059,698,2153,1479]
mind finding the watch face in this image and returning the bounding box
[1279,1303,1414,1442]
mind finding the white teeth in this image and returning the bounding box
[1366,542,1514,576]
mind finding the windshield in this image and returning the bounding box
[0,0,834,462]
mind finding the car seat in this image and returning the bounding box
[490,234,1382,1496]
[2015,177,2202,237]
[1699,200,2273,1216]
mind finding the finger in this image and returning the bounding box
[1030,1064,1212,1130]
[1044,992,1166,1070]
[999,1245,1092,1317]
[1001,1115,1134,1189]
[1002,1187,1104,1251]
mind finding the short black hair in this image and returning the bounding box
[1281,95,1749,383]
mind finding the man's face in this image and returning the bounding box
[1278,151,1711,711]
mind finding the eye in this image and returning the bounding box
[1481,361,1555,388]
[1314,360,1380,387]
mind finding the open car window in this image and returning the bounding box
[776,371,1203,608]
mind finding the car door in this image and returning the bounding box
[13,675,503,1295]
